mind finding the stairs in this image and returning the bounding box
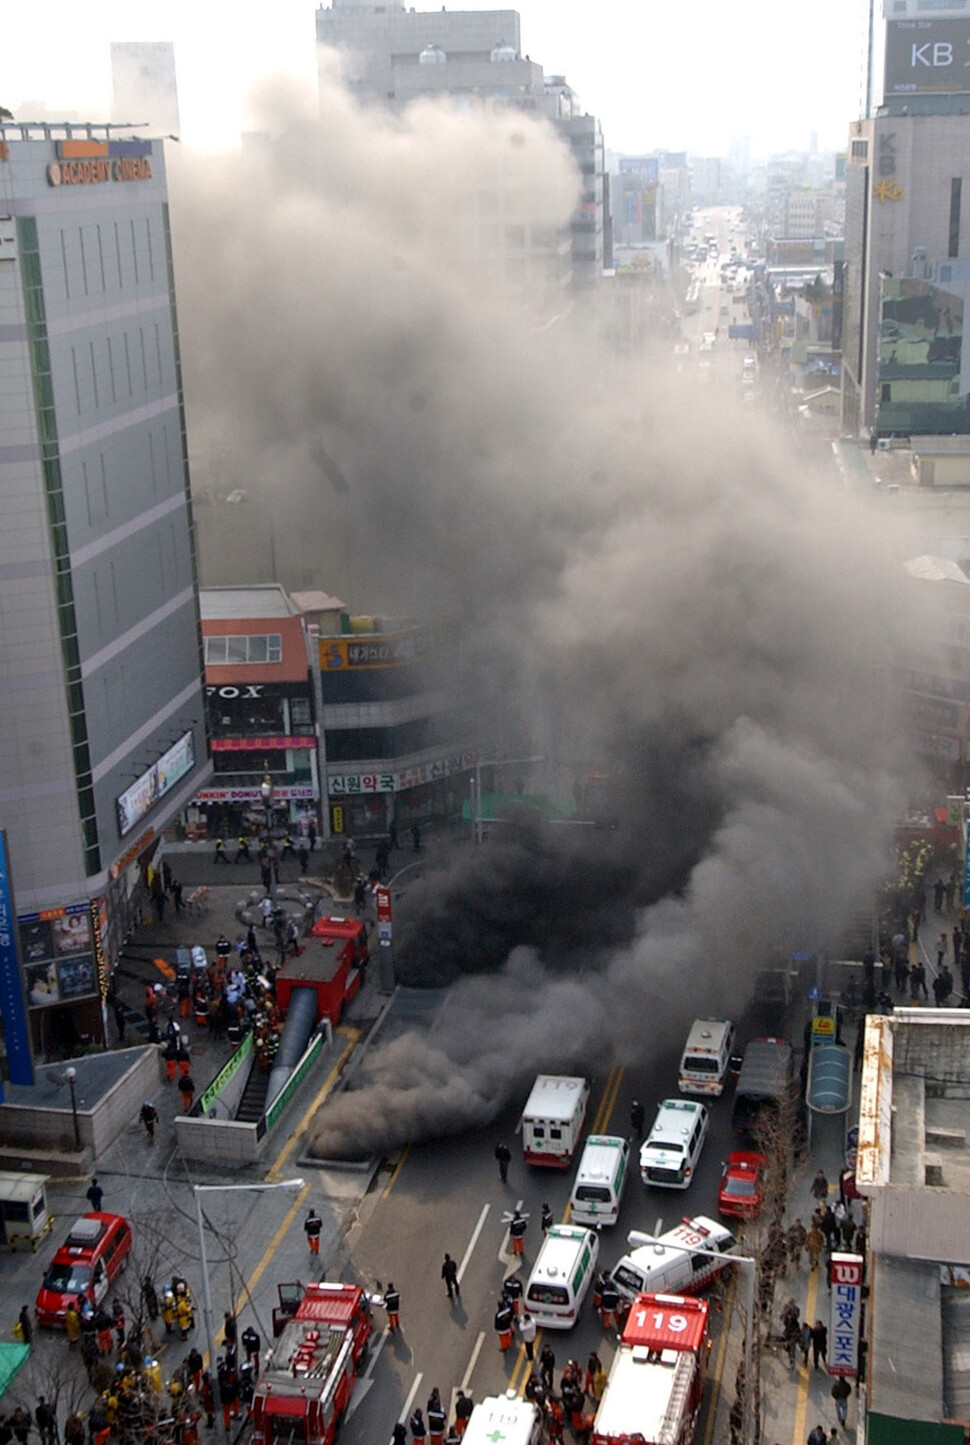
[235,1064,270,1123]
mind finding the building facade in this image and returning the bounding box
[0,124,210,1063]
[110,42,181,138]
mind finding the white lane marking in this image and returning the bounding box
[462,1332,486,1391]
[399,1371,424,1424]
[457,1203,490,1286]
[654,1216,664,1236]
[498,1198,524,1264]
[344,1330,389,1419]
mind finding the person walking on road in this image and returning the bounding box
[214,837,228,864]
[799,1320,812,1368]
[392,1426,408,1445]
[519,1309,536,1361]
[810,1170,829,1204]
[509,1208,527,1257]
[831,1375,851,1426]
[494,1296,514,1352]
[426,1390,446,1445]
[384,1283,400,1332]
[494,1141,511,1183]
[811,1319,828,1370]
[541,1202,553,1234]
[539,1342,556,1392]
[807,1426,827,1445]
[409,1407,426,1443]
[86,1178,104,1212]
[453,1392,473,1439]
[806,1222,824,1272]
[441,1254,460,1302]
[304,1208,322,1255]
[140,1101,158,1144]
[786,1218,806,1274]
[630,1099,646,1139]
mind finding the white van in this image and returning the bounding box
[678,1019,736,1096]
[607,1215,737,1303]
[570,1135,630,1227]
[524,1223,599,1329]
[639,1099,709,1189]
[463,1394,543,1445]
[521,1075,590,1168]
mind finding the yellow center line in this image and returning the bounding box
[383,1142,412,1198]
[792,1260,820,1445]
[266,1025,361,1182]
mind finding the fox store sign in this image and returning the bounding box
[48,138,154,188]
[885,19,970,93]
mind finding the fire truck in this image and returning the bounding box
[252,1283,372,1445]
[591,1292,710,1445]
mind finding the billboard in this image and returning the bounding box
[829,1253,864,1377]
[116,730,195,837]
[18,903,97,1008]
[885,19,970,93]
[618,156,659,184]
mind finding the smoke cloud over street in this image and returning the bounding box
[169,76,908,1158]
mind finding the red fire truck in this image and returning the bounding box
[591,1292,710,1445]
[274,917,368,1026]
[252,1283,372,1445]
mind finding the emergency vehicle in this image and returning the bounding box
[608,1216,737,1304]
[251,1282,372,1445]
[35,1213,132,1327]
[591,1293,710,1445]
[274,917,368,1027]
[462,1393,543,1445]
[521,1075,590,1167]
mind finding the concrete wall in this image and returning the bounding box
[174,1114,260,1165]
[0,1046,159,1157]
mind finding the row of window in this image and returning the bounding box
[204,634,283,665]
[57,217,158,302]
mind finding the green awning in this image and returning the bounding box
[0,1342,31,1399]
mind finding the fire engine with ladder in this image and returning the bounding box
[591,1292,710,1445]
[252,1283,372,1445]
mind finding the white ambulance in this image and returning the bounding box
[678,1018,736,1096]
[463,1393,543,1445]
[521,1075,590,1168]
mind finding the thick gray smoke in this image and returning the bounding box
[168,77,909,1159]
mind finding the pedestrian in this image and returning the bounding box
[172,879,184,915]
[786,1218,806,1274]
[187,1345,204,1391]
[10,1409,30,1445]
[64,1414,85,1445]
[811,1318,828,1370]
[409,1407,426,1443]
[539,1342,556,1392]
[177,1292,194,1340]
[519,1309,536,1361]
[297,843,309,873]
[584,1351,603,1396]
[242,1324,261,1375]
[831,1374,851,1425]
[454,1390,473,1439]
[384,1282,400,1332]
[214,837,228,864]
[138,1100,158,1147]
[393,1426,408,1445]
[799,1319,812,1367]
[840,1209,856,1250]
[810,1170,829,1204]
[599,1274,620,1332]
[86,1177,104,1212]
[305,1208,322,1255]
[494,1141,511,1183]
[508,1207,527,1257]
[807,1426,827,1445]
[441,1253,460,1302]
[236,835,252,863]
[494,1296,514,1351]
[411,824,421,854]
[541,1202,553,1234]
[427,1390,446,1445]
[819,1206,838,1256]
[35,1398,56,1445]
[502,1274,523,1317]
[224,1310,237,1346]
[630,1098,646,1138]
[112,997,127,1044]
[806,1223,824,1271]
[65,1300,81,1348]
[200,1372,215,1429]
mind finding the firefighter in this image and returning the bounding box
[502,1274,523,1316]
[161,1288,176,1335]
[508,1208,527,1257]
[384,1282,401,1332]
[453,1392,473,1440]
[304,1208,322,1255]
[179,1073,195,1113]
[176,1289,194,1340]
[241,1324,261,1375]
[584,1351,603,1397]
[599,1275,620,1332]
[409,1406,426,1442]
[494,1296,514,1352]
[186,1347,204,1393]
[238,1359,255,1410]
[163,1038,178,1082]
[217,1357,238,1428]
[177,1040,191,1078]
[426,1389,446,1445]
[200,1373,215,1430]
[392,1427,407,1445]
[544,1395,565,1444]
[562,1376,585,1433]
[177,974,191,1019]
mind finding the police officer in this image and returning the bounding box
[384,1283,401,1332]
[304,1209,322,1255]
[494,1296,514,1352]
[508,1208,527,1257]
[409,1407,426,1443]
[502,1274,523,1316]
[426,1390,446,1445]
[241,1324,261,1375]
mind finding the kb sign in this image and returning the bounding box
[885,19,970,94]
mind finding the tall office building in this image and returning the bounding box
[110,43,181,137]
[0,123,210,1061]
[841,1,970,436]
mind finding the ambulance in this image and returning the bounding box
[462,1393,543,1445]
[521,1075,590,1168]
[678,1019,736,1096]
[570,1135,630,1226]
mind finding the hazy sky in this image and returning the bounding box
[2,0,868,157]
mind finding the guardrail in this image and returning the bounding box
[264,1025,330,1133]
[197,1031,253,1116]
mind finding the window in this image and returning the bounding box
[850,140,868,161]
[205,633,282,665]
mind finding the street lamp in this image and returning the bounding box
[194,1179,305,1442]
[65,1066,81,1150]
[473,754,544,844]
[260,763,276,900]
[628,1229,756,1443]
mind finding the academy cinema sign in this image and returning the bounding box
[47,138,154,187]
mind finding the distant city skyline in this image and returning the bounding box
[2,0,868,156]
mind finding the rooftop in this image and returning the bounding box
[199,585,299,621]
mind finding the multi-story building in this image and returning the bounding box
[187,586,323,843]
[559,113,607,282]
[0,123,210,1065]
[842,1,970,436]
[110,42,181,138]
[611,157,659,248]
[690,156,722,208]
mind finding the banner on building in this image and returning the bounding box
[829,1253,864,1376]
[886,19,970,95]
[0,831,34,1087]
